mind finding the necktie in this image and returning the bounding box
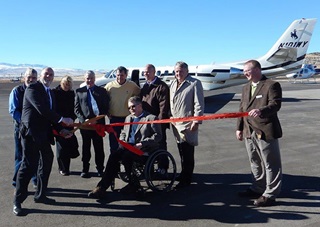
[46,88,52,109]
[251,84,257,97]
[88,88,99,116]
[129,117,140,144]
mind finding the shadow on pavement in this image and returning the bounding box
[22,173,319,225]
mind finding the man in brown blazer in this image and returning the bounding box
[236,60,282,207]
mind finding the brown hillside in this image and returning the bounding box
[305,52,320,68]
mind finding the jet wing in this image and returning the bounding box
[267,47,297,63]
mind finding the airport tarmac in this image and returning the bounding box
[0,79,319,227]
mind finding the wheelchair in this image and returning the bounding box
[111,149,177,192]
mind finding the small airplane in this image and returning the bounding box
[85,18,317,90]
[286,64,317,82]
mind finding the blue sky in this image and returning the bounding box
[0,0,319,70]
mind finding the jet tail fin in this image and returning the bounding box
[260,18,317,64]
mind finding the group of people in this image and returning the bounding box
[9,59,283,216]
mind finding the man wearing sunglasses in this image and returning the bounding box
[88,96,162,199]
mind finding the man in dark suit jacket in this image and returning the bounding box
[75,70,109,178]
[88,96,162,199]
[13,67,74,216]
[236,60,282,207]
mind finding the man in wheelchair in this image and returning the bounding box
[88,96,162,199]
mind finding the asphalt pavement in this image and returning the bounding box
[0,78,319,227]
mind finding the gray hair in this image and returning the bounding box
[85,70,95,77]
[128,96,142,105]
[24,68,37,77]
[175,61,188,70]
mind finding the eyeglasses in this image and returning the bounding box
[128,105,136,110]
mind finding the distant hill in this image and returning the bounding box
[305,52,320,68]
[0,63,106,79]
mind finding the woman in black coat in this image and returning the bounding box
[52,76,79,175]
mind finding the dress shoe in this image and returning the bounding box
[97,171,104,177]
[13,203,23,216]
[34,196,56,204]
[80,172,90,178]
[253,196,276,207]
[120,183,140,194]
[88,186,106,199]
[238,188,262,198]
[59,170,70,176]
[175,181,190,189]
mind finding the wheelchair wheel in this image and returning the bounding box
[144,150,177,192]
[111,161,145,191]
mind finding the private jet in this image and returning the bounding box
[83,18,317,90]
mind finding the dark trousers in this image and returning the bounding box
[159,125,168,150]
[108,116,126,153]
[14,135,54,204]
[55,134,79,173]
[97,147,147,190]
[80,129,105,173]
[56,142,71,174]
[177,142,195,184]
[13,124,37,186]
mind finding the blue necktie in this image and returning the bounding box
[128,117,140,144]
[88,88,99,116]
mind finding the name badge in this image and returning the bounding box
[256,95,262,99]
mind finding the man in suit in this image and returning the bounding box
[75,70,109,178]
[170,61,204,189]
[13,67,74,216]
[236,59,283,207]
[88,96,162,199]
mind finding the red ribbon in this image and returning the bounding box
[80,112,248,156]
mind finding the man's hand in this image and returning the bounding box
[236,130,243,141]
[59,129,73,138]
[61,117,74,126]
[248,109,261,118]
[135,143,142,149]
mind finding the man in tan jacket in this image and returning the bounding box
[170,61,204,189]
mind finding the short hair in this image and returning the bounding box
[145,64,156,71]
[24,68,37,77]
[175,61,189,70]
[128,96,142,105]
[116,66,128,74]
[245,60,261,70]
[41,67,54,76]
[61,75,73,87]
[85,70,95,77]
